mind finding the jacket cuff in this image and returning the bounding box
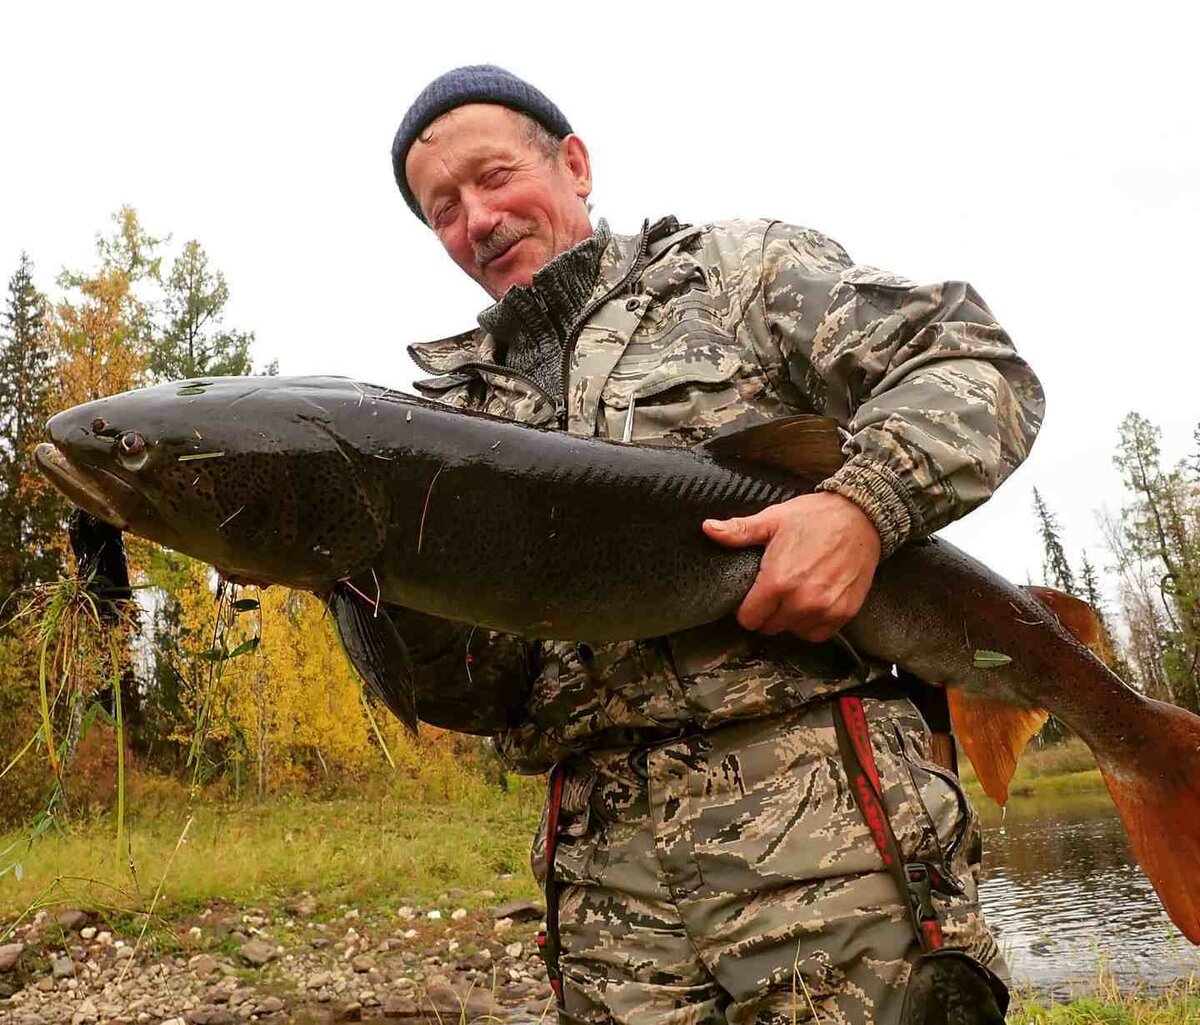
[816,459,923,559]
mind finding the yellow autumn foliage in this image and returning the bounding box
[169,561,425,794]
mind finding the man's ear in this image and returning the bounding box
[560,134,592,199]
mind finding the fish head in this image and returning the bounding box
[37,376,388,590]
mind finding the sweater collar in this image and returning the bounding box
[476,219,613,353]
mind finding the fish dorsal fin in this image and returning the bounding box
[1026,586,1102,651]
[947,690,1048,806]
[699,415,845,487]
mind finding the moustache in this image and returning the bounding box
[474,223,534,267]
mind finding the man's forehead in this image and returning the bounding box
[416,104,528,152]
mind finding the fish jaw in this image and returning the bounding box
[35,442,130,530]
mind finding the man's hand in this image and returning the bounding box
[702,492,881,642]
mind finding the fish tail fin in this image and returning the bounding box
[1096,698,1200,943]
[946,690,1048,805]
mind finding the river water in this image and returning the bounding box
[975,791,1200,994]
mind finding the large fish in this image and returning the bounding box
[34,375,1200,944]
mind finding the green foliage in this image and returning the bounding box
[1110,412,1200,711]
[148,240,254,380]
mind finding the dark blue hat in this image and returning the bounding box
[392,64,573,222]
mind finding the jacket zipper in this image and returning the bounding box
[411,222,654,427]
[556,221,652,427]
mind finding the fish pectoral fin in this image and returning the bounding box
[1025,585,1102,651]
[947,689,1048,806]
[327,585,418,733]
[699,415,845,487]
[1098,699,1200,944]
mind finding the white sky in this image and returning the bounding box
[2,1,1198,594]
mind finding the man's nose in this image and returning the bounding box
[464,195,502,245]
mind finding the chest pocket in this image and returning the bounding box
[599,312,745,445]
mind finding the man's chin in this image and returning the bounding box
[482,242,544,297]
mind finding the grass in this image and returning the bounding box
[3,766,1198,1021]
[960,735,1107,800]
[0,769,543,932]
[1010,974,1200,1023]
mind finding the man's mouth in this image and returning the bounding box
[481,237,525,269]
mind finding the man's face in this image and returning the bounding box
[405,104,594,300]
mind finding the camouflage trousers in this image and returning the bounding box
[541,696,1007,1024]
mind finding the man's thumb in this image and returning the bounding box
[702,513,773,548]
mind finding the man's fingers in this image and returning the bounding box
[735,578,781,632]
[703,511,776,548]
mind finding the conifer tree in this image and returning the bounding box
[1032,487,1075,592]
[149,240,254,380]
[0,253,66,605]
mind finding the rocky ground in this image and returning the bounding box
[0,890,557,1024]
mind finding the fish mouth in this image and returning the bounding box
[34,443,130,530]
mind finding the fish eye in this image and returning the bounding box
[118,431,146,456]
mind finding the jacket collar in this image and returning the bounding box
[408,218,676,377]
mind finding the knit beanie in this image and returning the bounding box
[391,64,573,221]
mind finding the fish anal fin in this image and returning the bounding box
[328,584,418,733]
[1098,699,1200,944]
[947,689,1048,806]
[1026,585,1102,651]
[699,415,845,486]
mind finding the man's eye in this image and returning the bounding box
[432,202,458,227]
[482,168,513,188]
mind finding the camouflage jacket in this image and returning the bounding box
[404,216,1044,772]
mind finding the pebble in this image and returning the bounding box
[0,942,24,972]
[238,939,277,966]
[2,895,551,1025]
[57,910,90,932]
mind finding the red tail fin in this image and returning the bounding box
[1097,698,1200,944]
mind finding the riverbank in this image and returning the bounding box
[1011,978,1200,1023]
[959,735,1106,800]
[0,743,1184,1023]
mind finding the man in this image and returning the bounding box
[391,65,1043,1024]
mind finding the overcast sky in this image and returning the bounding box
[3,2,1198,593]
